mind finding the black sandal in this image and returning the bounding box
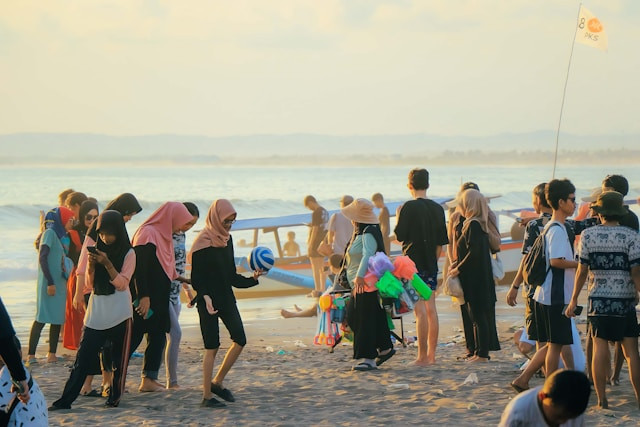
[210,383,235,402]
[201,397,226,408]
[375,348,396,366]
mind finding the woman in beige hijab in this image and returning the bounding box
[448,190,500,362]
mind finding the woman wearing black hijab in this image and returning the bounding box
[72,193,142,396]
[51,211,136,410]
[73,193,142,311]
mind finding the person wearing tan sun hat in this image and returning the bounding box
[341,198,395,371]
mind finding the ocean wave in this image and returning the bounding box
[0,266,38,282]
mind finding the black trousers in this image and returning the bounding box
[465,302,500,358]
[28,321,61,355]
[129,315,167,380]
[84,293,104,376]
[460,304,476,355]
[350,292,392,360]
[53,318,132,408]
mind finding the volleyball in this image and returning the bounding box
[248,246,275,271]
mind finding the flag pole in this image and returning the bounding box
[552,3,582,179]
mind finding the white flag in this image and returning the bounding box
[576,6,607,51]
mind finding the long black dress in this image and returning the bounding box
[129,243,170,379]
[456,220,500,358]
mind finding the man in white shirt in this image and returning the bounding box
[327,195,354,256]
[500,369,589,427]
[532,179,579,376]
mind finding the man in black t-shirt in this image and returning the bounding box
[394,168,448,366]
[304,195,329,297]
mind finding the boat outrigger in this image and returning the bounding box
[224,196,638,299]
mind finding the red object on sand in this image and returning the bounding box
[63,267,84,350]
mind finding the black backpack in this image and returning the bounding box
[522,222,561,288]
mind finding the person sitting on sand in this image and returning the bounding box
[280,254,345,319]
[283,231,301,257]
[499,369,590,427]
[190,199,265,408]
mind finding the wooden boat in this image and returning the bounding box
[220,197,639,299]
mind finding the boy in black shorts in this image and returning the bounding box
[566,190,640,409]
[530,180,578,377]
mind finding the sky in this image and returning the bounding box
[1,0,639,137]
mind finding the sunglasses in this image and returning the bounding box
[85,214,98,221]
[223,219,236,226]
[567,197,576,203]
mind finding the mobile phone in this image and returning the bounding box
[11,379,25,394]
[132,298,154,319]
[563,304,583,316]
[87,246,98,254]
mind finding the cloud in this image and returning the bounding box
[0,1,638,136]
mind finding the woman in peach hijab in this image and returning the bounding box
[129,202,195,392]
[189,199,264,408]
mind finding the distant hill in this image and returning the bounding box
[1,132,638,165]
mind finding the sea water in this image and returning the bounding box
[1,163,638,340]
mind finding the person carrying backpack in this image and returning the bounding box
[510,180,578,393]
[506,182,574,392]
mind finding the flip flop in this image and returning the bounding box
[353,362,378,371]
[510,382,529,394]
[101,386,111,398]
[210,384,235,402]
[456,353,474,361]
[375,348,396,366]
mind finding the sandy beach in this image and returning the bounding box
[21,287,640,426]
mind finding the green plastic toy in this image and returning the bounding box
[410,273,432,300]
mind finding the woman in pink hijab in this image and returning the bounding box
[189,199,264,408]
[129,202,196,392]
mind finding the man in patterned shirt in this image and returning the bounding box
[566,191,640,409]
